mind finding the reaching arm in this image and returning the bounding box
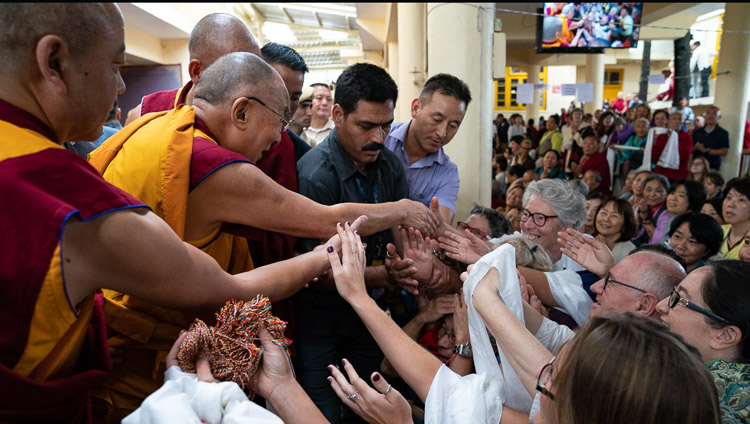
[472,268,554,397]
[192,162,438,240]
[327,222,443,402]
[61,208,365,309]
[518,266,558,308]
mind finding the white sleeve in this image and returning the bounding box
[535,317,575,355]
[544,269,593,327]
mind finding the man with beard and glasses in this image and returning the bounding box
[293,63,411,423]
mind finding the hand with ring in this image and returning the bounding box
[328,358,413,424]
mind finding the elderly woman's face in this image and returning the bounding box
[521,196,562,258]
[643,179,667,207]
[635,120,648,137]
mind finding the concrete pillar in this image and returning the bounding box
[397,3,425,123]
[714,3,750,180]
[584,54,605,114]
[427,3,493,220]
[525,66,540,123]
[387,41,401,120]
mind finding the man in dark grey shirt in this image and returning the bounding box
[293,63,409,423]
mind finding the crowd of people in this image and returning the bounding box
[542,2,642,48]
[2,4,749,424]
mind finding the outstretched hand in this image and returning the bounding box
[385,243,419,295]
[327,222,368,304]
[401,227,433,285]
[557,228,614,277]
[328,359,413,424]
[399,199,439,239]
[438,229,490,265]
[323,215,368,253]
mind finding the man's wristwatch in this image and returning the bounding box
[453,342,472,358]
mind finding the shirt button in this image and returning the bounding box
[418,193,424,198]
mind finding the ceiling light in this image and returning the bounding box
[319,29,348,41]
[262,21,297,43]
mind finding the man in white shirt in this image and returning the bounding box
[301,83,335,147]
[689,41,716,98]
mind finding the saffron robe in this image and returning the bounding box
[0,98,147,422]
[88,105,254,415]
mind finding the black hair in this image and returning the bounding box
[334,63,398,116]
[596,198,637,242]
[469,204,512,238]
[669,179,707,212]
[704,172,724,189]
[548,114,560,126]
[420,73,472,107]
[702,261,750,362]
[510,135,525,145]
[702,196,723,219]
[668,212,724,259]
[508,165,526,179]
[493,154,508,171]
[630,244,687,270]
[261,42,308,73]
[722,177,750,200]
[580,127,597,140]
[544,149,561,160]
[692,40,701,46]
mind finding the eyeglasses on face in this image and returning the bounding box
[244,96,293,133]
[667,288,730,325]
[603,274,647,293]
[456,221,489,240]
[520,209,558,227]
[536,357,556,400]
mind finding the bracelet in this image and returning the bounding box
[432,249,446,262]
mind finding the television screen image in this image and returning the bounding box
[540,3,643,50]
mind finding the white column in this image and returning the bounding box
[714,3,750,180]
[584,54,605,114]
[427,3,493,219]
[525,66,540,123]
[397,3,425,123]
[387,41,401,120]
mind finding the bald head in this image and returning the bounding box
[0,3,122,74]
[188,13,260,66]
[194,52,287,111]
[628,252,686,300]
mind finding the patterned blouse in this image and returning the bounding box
[706,359,750,424]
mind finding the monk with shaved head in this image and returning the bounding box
[89,50,438,416]
[127,12,262,121]
[0,3,337,422]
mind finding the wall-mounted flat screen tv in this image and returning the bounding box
[536,3,643,53]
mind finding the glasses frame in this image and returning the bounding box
[603,274,647,293]
[536,357,556,400]
[668,288,731,325]
[520,209,559,227]
[244,96,293,132]
[456,221,490,240]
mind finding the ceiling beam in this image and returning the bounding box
[313,11,322,28]
[281,6,294,24]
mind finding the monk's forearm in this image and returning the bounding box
[234,249,329,302]
[329,201,407,237]
[347,293,442,402]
